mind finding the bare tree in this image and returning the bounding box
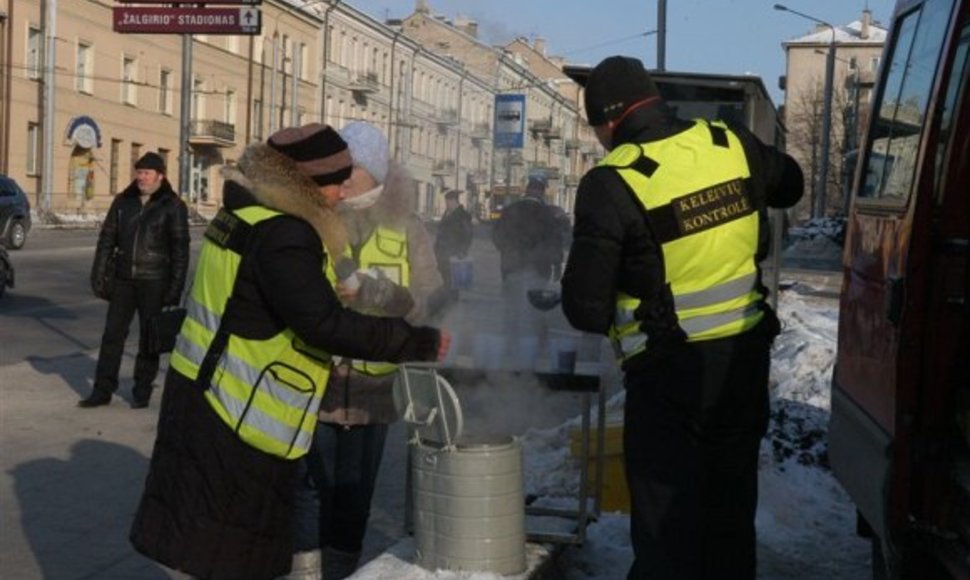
[786,78,866,220]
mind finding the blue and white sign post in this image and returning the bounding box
[494,94,526,148]
[494,94,526,196]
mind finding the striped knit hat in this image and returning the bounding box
[267,123,353,186]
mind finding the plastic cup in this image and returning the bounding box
[549,337,579,374]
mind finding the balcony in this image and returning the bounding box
[565,138,583,151]
[349,71,379,94]
[189,120,235,147]
[469,122,491,143]
[432,160,456,175]
[529,118,552,134]
[469,170,489,184]
[534,165,561,180]
[565,174,581,187]
[435,108,459,127]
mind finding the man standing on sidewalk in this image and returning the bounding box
[82,152,189,409]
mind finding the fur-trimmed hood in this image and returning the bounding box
[221,143,347,256]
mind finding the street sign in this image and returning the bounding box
[113,6,261,35]
[114,1,261,4]
[494,94,526,149]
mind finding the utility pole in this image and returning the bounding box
[774,4,836,219]
[179,35,193,200]
[41,0,56,212]
[656,0,666,71]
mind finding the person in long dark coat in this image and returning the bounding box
[129,124,446,580]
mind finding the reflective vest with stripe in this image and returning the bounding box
[326,224,410,376]
[602,120,764,362]
[170,206,332,459]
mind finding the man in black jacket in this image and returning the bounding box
[81,152,190,409]
[561,56,803,580]
[434,190,473,302]
[491,176,564,346]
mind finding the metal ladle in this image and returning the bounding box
[527,288,561,311]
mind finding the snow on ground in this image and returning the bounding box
[353,287,869,579]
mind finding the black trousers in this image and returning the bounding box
[623,324,772,580]
[297,421,390,554]
[93,278,166,400]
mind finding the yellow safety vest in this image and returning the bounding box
[602,120,764,362]
[170,206,332,459]
[325,224,410,376]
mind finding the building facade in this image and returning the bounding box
[780,9,886,218]
[0,0,600,221]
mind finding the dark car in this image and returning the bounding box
[0,175,32,249]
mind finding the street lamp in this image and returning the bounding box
[775,3,836,219]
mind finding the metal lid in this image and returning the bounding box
[394,366,464,447]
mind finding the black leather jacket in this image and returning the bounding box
[91,179,190,304]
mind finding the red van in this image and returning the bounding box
[829,0,969,577]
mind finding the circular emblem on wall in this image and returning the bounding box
[65,116,102,149]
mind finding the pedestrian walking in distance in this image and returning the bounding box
[434,189,473,303]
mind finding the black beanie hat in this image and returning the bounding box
[584,56,661,126]
[134,152,166,174]
[267,123,353,186]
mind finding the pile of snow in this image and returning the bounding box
[788,216,847,246]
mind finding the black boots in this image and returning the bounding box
[78,391,112,408]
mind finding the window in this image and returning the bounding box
[110,139,121,193]
[282,35,291,74]
[26,123,39,175]
[122,56,137,105]
[252,98,263,141]
[76,41,93,93]
[858,0,954,201]
[933,22,970,205]
[131,143,142,176]
[225,89,237,125]
[192,78,205,119]
[848,56,858,71]
[159,69,172,114]
[158,148,171,174]
[27,26,41,80]
[299,42,308,80]
[870,56,881,72]
[328,26,338,63]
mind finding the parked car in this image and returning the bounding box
[0,175,32,249]
[0,245,13,298]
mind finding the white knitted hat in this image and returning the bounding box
[339,121,390,184]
